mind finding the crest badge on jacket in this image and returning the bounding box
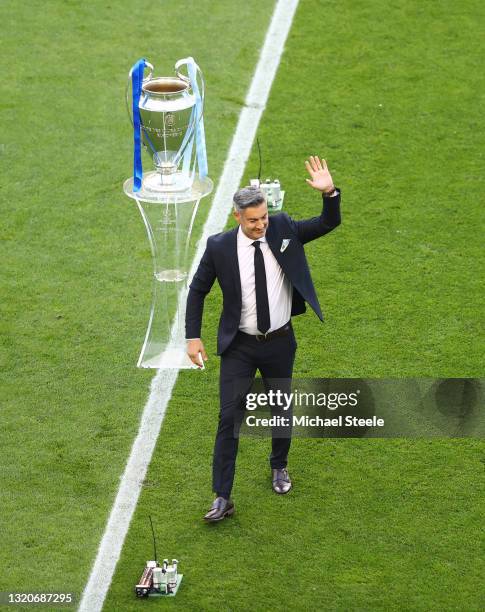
[280,238,291,253]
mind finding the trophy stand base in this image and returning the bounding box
[143,171,192,193]
[138,347,199,370]
[124,174,213,203]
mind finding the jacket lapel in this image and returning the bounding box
[266,223,302,291]
[265,223,287,272]
[229,227,242,302]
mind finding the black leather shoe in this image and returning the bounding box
[203,497,235,522]
[272,468,292,494]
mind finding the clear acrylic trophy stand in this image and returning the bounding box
[124,173,213,369]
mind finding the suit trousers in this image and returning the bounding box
[212,323,297,498]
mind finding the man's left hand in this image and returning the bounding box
[305,155,335,194]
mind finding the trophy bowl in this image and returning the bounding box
[127,59,205,193]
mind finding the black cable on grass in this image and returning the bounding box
[148,515,158,563]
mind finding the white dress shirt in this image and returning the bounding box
[237,226,292,334]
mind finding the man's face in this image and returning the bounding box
[233,201,269,240]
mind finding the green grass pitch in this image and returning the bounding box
[1,0,483,610]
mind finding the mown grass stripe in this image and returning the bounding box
[79,2,300,610]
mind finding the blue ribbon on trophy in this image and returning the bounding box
[131,58,147,192]
[171,57,208,180]
[184,57,208,178]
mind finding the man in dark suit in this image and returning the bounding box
[186,156,341,521]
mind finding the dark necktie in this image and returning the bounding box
[252,241,271,334]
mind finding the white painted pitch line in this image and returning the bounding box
[78,1,300,610]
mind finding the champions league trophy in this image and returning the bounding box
[123,57,213,369]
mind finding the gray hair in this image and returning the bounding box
[233,186,266,212]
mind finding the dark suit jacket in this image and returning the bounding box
[186,189,341,355]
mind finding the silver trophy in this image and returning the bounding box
[124,57,212,369]
[126,58,206,193]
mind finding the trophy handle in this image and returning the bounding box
[174,58,205,117]
[125,61,155,126]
